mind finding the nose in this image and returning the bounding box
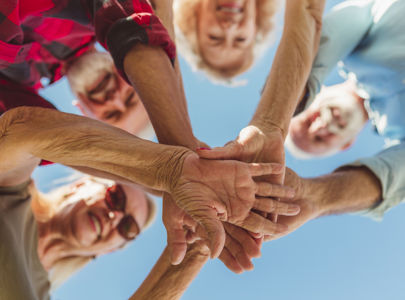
[109,92,126,112]
[219,18,238,30]
[308,117,329,138]
[107,210,125,228]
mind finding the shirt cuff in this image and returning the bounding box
[342,142,405,221]
[106,13,176,82]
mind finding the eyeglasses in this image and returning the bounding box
[104,185,140,240]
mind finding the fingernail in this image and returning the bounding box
[288,204,300,214]
[196,147,211,151]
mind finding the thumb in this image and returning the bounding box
[196,141,241,160]
[197,215,226,259]
[166,225,188,265]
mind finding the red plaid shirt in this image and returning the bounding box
[0,0,176,165]
[0,0,175,104]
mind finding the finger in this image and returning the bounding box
[195,215,226,259]
[223,223,261,258]
[264,233,283,242]
[185,229,201,244]
[255,182,295,198]
[218,248,244,274]
[234,212,289,236]
[248,163,284,177]
[166,226,188,265]
[252,198,300,216]
[196,142,241,160]
[224,234,254,271]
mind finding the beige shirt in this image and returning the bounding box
[0,181,50,300]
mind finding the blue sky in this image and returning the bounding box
[33,0,405,299]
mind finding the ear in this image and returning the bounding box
[341,139,355,151]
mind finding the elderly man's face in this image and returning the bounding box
[197,0,256,71]
[70,54,150,136]
[289,85,366,156]
[50,178,151,256]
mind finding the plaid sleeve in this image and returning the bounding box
[83,0,176,79]
[0,78,56,166]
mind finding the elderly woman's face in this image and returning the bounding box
[52,179,150,256]
[197,0,257,70]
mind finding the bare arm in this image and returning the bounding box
[269,166,382,241]
[123,45,197,149]
[130,243,209,300]
[251,0,325,134]
[0,107,190,189]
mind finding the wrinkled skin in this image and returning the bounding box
[165,151,299,265]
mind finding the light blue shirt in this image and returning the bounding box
[307,0,405,140]
[306,0,405,219]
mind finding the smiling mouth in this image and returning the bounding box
[88,212,103,239]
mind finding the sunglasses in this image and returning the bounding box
[105,185,140,240]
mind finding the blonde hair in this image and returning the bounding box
[174,0,279,84]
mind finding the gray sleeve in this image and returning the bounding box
[343,142,405,220]
[305,0,374,107]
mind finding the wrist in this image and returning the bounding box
[249,119,286,139]
[159,148,195,193]
[300,177,330,218]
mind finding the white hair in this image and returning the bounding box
[285,134,317,160]
[66,51,114,96]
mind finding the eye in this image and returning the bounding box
[235,37,246,43]
[103,111,121,121]
[125,91,137,107]
[209,35,223,41]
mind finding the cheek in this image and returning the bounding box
[92,231,125,255]
[73,210,98,247]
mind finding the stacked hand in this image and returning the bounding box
[197,124,286,231]
[265,167,323,241]
[164,142,299,266]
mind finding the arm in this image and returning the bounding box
[297,0,375,113]
[268,163,382,241]
[0,106,190,189]
[130,243,209,300]
[0,107,296,256]
[84,0,196,149]
[251,0,325,134]
[123,45,197,148]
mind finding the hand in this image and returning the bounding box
[169,152,299,260]
[197,124,286,225]
[264,167,323,242]
[163,196,262,270]
[163,194,198,265]
[218,223,263,273]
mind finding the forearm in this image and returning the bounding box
[130,243,209,300]
[251,0,325,135]
[304,167,382,217]
[0,107,191,191]
[123,45,197,149]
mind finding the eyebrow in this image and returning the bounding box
[88,73,112,96]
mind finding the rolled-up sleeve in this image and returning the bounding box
[343,142,405,220]
[83,0,176,78]
[305,0,374,107]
